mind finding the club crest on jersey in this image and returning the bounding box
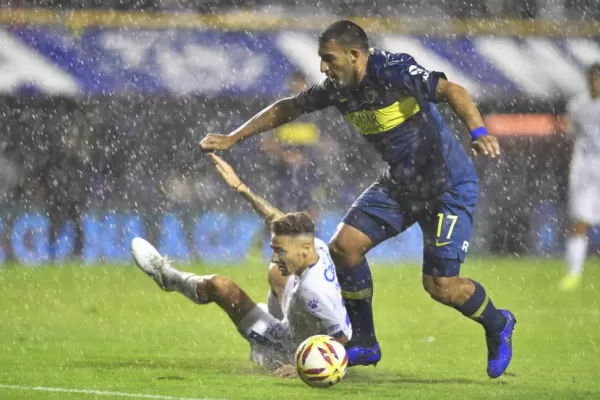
[364,86,376,103]
[408,65,430,81]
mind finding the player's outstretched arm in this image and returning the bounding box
[200,97,303,152]
[207,153,284,225]
[435,78,501,158]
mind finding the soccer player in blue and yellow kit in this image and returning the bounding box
[261,71,320,219]
[200,20,516,378]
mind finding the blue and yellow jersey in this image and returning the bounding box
[293,48,477,199]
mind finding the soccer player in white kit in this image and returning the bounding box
[130,153,351,377]
[560,63,600,291]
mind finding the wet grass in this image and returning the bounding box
[1,256,599,399]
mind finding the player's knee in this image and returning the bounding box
[328,238,347,262]
[328,239,356,268]
[328,238,362,267]
[422,276,462,305]
[268,263,287,298]
[329,223,373,268]
[199,275,230,298]
[190,274,218,303]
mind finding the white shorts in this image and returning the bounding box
[237,304,294,368]
[569,156,600,225]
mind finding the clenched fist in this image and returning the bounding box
[200,134,236,152]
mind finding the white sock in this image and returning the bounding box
[566,235,588,277]
[162,268,211,304]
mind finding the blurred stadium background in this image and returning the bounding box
[0,0,598,266]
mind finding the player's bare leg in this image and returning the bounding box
[560,220,589,291]
[130,237,256,326]
[422,273,516,378]
[421,275,475,306]
[329,223,380,367]
[195,276,257,326]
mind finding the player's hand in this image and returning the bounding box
[200,133,236,152]
[472,134,501,158]
[207,153,242,190]
[274,362,297,378]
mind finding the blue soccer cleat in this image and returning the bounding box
[346,342,382,367]
[486,309,516,378]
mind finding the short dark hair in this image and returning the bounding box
[270,212,315,237]
[588,63,600,79]
[318,20,369,52]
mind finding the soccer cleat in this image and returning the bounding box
[130,237,173,291]
[486,309,516,379]
[559,274,582,292]
[345,342,381,367]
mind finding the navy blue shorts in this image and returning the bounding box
[341,176,478,277]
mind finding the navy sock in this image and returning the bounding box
[455,280,506,335]
[337,258,377,347]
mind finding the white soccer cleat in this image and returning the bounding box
[131,237,172,291]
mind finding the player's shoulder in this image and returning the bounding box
[368,47,420,84]
[369,47,416,67]
[294,77,339,110]
[298,288,330,317]
[303,239,336,285]
[297,282,331,312]
[311,77,336,93]
[313,237,329,252]
[313,237,336,270]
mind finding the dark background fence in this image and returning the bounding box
[0,95,575,262]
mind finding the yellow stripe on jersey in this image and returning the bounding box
[344,97,421,136]
[274,122,320,145]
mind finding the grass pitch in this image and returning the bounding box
[1,257,599,399]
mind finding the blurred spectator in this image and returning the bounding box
[261,71,322,218]
[564,0,600,20]
[448,0,491,18]
[0,0,548,20]
[503,0,538,19]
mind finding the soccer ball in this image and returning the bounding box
[294,335,348,388]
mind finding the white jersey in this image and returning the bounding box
[568,93,600,162]
[567,93,600,224]
[281,238,352,348]
[238,238,352,367]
